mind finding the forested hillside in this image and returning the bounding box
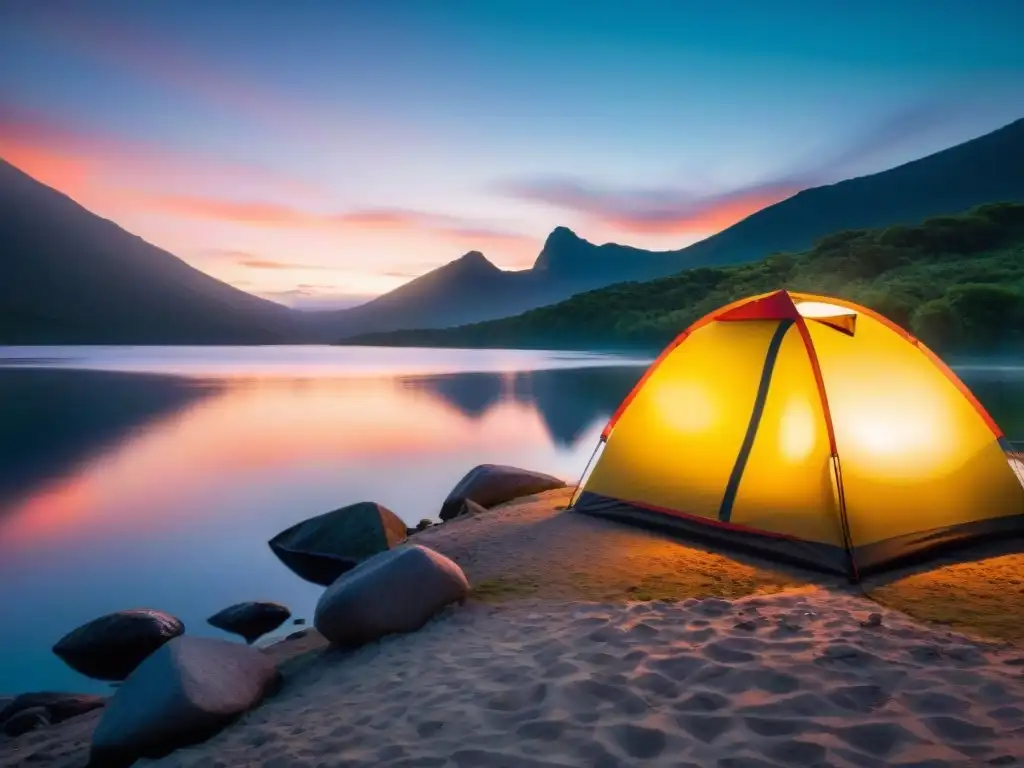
[346,203,1024,354]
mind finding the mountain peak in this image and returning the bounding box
[546,226,583,245]
[448,250,500,274]
[457,250,492,265]
[532,226,592,273]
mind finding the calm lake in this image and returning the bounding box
[1,346,1022,695]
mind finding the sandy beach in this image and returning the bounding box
[151,590,1024,768]
[4,489,1024,767]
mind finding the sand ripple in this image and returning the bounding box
[136,589,1024,767]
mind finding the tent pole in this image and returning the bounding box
[832,453,860,584]
[568,438,603,509]
[794,316,861,585]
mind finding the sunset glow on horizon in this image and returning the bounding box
[2,1,1022,308]
[0,375,587,547]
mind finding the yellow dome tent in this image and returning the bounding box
[571,290,1024,579]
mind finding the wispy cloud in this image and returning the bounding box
[203,249,257,261]
[496,101,969,236]
[8,6,338,146]
[152,194,536,251]
[0,104,320,199]
[496,178,795,235]
[239,259,341,271]
[201,249,343,272]
[151,196,315,225]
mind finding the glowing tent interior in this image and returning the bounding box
[570,290,1024,579]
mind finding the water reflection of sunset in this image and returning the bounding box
[0,357,646,696]
[0,376,561,547]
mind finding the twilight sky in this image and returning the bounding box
[1,1,1022,309]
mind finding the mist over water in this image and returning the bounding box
[0,346,1020,695]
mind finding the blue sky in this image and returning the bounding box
[1,0,1022,307]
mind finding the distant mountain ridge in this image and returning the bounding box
[329,116,1024,339]
[314,245,629,339]
[343,201,1024,355]
[2,115,1023,344]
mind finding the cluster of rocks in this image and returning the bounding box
[3,463,563,765]
[267,464,564,648]
[268,464,565,586]
[51,603,294,684]
[3,601,294,761]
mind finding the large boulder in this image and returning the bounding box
[438,464,566,521]
[0,692,106,727]
[314,544,469,647]
[207,601,291,644]
[90,635,281,764]
[52,609,184,681]
[269,501,408,586]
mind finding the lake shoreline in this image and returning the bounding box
[5,489,1024,767]
[2,347,1022,697]
[0,349,657,696]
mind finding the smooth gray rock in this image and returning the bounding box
[53,609,184,681]
[3,706,50,737]
[207,602,291,644]
[0,692,106,726]
[269,501,408,586]
[314,544,469,647]
[439,464,565,521]
[90,635,281,763]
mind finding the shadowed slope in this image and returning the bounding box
[0,160,297,344]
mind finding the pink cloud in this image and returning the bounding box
[497,177,799,237]
[147,193,538,252]
[496,102,967,238]
[150,195,315,225]
[0,105,321,201]
[13,6,398,148]
[602,190,798,235]
[238,259,341,271]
